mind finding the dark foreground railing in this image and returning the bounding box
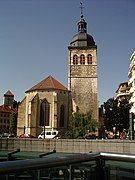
[0,152,135,180]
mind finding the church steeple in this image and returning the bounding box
[68,3,98,122]
[78,2,87,33]
[69,2,95,47]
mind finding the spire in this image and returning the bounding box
[79,2,84,18]
[78,2,87,33]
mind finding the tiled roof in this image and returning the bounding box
[25,75,68,93]
[4,90,14,96]
[0,105,17,113]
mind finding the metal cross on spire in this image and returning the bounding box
[79,2,84,18]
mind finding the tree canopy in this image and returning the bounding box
[63,111,99,139]
[9,112,17,135]
[104,98,130,132]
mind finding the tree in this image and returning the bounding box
[13,100,20,109]
[116,98,130,131]
[63,111,99,139]
[9,112,17,135]
[104,98,130,132]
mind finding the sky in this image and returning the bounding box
[0,0,135,106]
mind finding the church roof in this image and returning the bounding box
[25,75,68,93]
[70,33,95,47]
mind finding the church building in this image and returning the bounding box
[17,76,71,136]
[17,9,98,137]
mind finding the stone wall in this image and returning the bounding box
[1,139,135,154]
[17,97,26,135]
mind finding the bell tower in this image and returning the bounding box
[3,90,14,107]
[68,5,98,121]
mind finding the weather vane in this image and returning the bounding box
[79,2,84,18]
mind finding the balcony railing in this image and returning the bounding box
[0,152,135,179]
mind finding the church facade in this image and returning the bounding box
[17,13,98,137]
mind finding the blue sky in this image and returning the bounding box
[0,0,135,105]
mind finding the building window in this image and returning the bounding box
[40,99,50,126]
[0,125,2,130]
[87,54,92,64]
[80,54,85,64]
[60,104,65,127]
[73,55,78,64]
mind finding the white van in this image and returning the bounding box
[38,130,60,139]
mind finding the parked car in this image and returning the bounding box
[0,133,10,138]
[17,134,35,138]
[7,133,15,138]
[0,133,15,138]
[38,130,60,139]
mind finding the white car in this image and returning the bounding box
[38,130,60,139]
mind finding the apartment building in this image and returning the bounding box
[128,49,135,114]
[115,82,130,103]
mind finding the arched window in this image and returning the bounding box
[40,99,50,126]
[60,104,65,127]
[87,54,92,64]
[73,55,78,64]
[80,54,85,64]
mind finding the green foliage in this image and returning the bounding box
[104,98,130,132]
[9,112,17,135]
[63,111,99,139]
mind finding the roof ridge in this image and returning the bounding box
[50,76,56,89]
[48,75,55,88]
